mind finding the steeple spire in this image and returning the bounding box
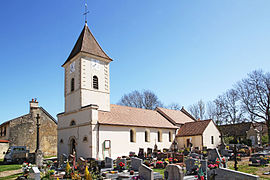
[83,0,90,24]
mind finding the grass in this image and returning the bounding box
[0,164,21,172]
[152,168,165,177]
[0,173,23,180]
[228,164,257,174]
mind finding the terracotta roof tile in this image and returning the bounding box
[176,120,212,137]
[156,107,196,125]
[62,23,112,66]
[98,105,178,129]
[0,140,9,143]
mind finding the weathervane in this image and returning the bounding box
[83,0,90,23]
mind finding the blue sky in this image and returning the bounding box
[0,0,270,123]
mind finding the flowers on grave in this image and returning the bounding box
[85,166,92,180]
[208,164,218,169]
[130,170,135,175]
[119,162,125,167]
[174,158,178,162]
[65,161,72,177]
[215,158,220,165]
[156,161,164,169]
[221,157,227,165]
[22,162,33,174]
[110,171,117,174]
[168,157,173,163]
[71,171,81,179]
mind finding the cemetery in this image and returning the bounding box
[3,142,268,180]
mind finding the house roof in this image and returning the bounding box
[62,23,112,66]
[156,107,196,125]
[218,122,252,137]
[0,140,9,143]
[98,104,178,129]
[176,120,212,137]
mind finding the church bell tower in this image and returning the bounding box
[62,23,112,112]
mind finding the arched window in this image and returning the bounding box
[169,131,172,142]
[158,130,162,142]
[93,76,99,89]
[145,130,150,142]
[70,120,76,126]
[71,78,75,92]
[83,136,88,142]
[130,129,136,142]
[60,139,63,143]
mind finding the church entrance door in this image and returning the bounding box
[70,138,76,154]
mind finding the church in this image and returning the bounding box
[57,22,220,160]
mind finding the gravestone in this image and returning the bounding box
[131,157,143,171]
[214,167,260,180]
[35,150,43,168]
[200,160,207,176]
[190,153,199,159]
[147,148,153,155]
[175,154,184,162]
[29,167,40,180]
[139,164,153,180]
[138,148,144,159]
[78,157,86,173]
[116,158,127,170]
[59,153,67,166]
[164,164,184,180]
[208,148,222,165]
[185,158,198,175]
[101,157,114,172]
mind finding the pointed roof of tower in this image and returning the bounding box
[62,23,112,66]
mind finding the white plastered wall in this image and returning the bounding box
[57,108,96,159]
[98,125,176,159]
[202,121,221,149]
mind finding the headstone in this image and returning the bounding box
[214,167,260,180]
[139,164,153,180]
[131,157,143,171]
[138,148,144,159]
[185,158,198,175]
[35,150,43,168]
[116,158,127,170]
[208,148,222,164]
[200,160,207,176]
[101,157,113,172]
[147,148,153,156]
[190,153,199,159]
[28,167,40,180]
[78,157,86,173]
[164,164,184,180]
[59,153,67,167]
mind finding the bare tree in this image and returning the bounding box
[223,89,244,124]
[237,70,270,143]
[167,103,181,110]
[188,100,205,120]
[118,90,163,110]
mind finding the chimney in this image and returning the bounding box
[29,98,39,111]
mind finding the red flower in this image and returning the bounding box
[119,162,125,167]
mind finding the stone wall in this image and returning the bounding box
[8,108,57,156]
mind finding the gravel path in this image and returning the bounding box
[0,169,22,178]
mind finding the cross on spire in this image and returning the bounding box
[83,0,90,24]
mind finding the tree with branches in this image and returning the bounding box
[118,90,163,110]
[237,70,270,144]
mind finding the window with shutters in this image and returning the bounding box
[93,76,99,89]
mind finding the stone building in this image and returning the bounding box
[0,99,57,156]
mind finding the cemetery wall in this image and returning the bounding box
[202,121,221,149]
[99,125,175,159]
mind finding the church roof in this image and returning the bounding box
[62,23,112,67]
[98,104,178,129]
[156,107,196,125]
[176,120,212,137]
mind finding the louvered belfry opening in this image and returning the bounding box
[71,78,75,92]
[93,76,99,89]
